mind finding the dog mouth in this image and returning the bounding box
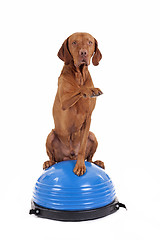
[81,61,88,65]
[79,59,88,66]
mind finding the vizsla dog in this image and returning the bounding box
[43,32,105,176]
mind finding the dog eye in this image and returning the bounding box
[89,41,93,45]
[72,41,77,45]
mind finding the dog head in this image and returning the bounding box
[58,32,102,67]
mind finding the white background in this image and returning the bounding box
[0,0,160,239]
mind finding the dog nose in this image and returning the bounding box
[79,49,88,57]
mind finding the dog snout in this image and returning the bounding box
[79,49,88,57]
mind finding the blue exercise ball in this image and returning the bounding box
[30,160,126,221]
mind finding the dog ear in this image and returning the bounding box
[57,38,72,65]
[92,38,102,66]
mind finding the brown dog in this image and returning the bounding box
[43,32,105,176]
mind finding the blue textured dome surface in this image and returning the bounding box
[33,160,116,211]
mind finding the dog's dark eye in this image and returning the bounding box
[72,41,77,45]
[89,41,93,45]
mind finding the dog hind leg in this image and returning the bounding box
[86,131,105,169]
[43,129,56,170]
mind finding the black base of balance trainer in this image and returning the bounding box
[30,198,126,222]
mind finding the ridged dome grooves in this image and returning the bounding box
[32,160,116,211]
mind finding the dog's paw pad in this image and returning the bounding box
[93,160,105,169]
[43,161,55,170]
[73,163,86,176]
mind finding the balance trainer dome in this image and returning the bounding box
[30,160,126,221]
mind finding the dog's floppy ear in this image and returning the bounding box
[57,38,72,65]
[92,38,102,66]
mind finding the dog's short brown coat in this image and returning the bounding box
[43,33,105,176]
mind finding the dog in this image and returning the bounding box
[43,32,105,176]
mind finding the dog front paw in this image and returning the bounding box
[90,88,103,98]
[82,88,103,98]
[73,162,86,176]
[43,160,55,170]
